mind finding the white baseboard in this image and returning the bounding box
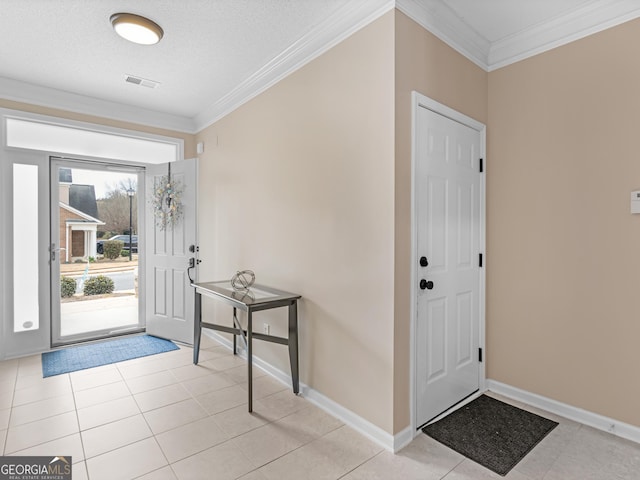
[487,379,640,445]
[391,425,414,452]
[202,333,640,451]
[202,331,410,452]
[302,385,413,453]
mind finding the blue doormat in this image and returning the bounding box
[42,335,179,377]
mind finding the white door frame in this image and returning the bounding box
[410,91,487,435]
[50,157,146,345]
[0,108,184,359]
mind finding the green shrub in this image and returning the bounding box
[103,240,124,260]
[83,275,115,296]
[121,249,130,257]
[60,276,77,298]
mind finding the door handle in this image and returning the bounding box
[188,257,202,268]
[50,244,66,262]
[419,279,434,290]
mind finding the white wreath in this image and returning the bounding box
[151,175,183,230]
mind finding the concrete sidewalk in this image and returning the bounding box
[60,257,138,276]
[60,294,139,336]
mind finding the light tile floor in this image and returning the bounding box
[1,336,639,479]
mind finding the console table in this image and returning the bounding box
[192,281,301,412]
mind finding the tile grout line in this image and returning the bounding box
[120,358,176,477]
[7,344,396,480]
[3,362,19,455]
[118,348,316,476]
[130,348,248,478]
[68,370,86,470]
[335,449,386,480]
[437,457,467,479]
[4,383,77,453]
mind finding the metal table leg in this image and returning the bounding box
[193,292,202,365]
[288,300,299,394]
[232,307,237,355]
[247,310,253,412]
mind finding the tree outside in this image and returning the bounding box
[97,179,138,237]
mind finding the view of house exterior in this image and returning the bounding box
[58,168,104,262]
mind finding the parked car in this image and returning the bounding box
[97,235,138,254]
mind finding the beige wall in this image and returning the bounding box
[394,11,488,432]
[196,14,396,432]
[0,99,197,158]
[488,18,640,427]
[9,5,637,437]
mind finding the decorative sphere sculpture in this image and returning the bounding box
[231,270,255,290]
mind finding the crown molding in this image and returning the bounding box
[395,0,489,70]
[5,0,637,134]
[488,0,640,71]
[193,0,395,132]
[0,76,197,133]
[396,0,640,73]
[0,1,395,135]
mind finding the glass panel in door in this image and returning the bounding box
[51,158,144,345]
[0,151,50,360]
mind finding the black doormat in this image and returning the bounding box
[422,395,558,476]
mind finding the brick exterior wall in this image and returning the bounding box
[59,206,85,260]
[71,231,84,257]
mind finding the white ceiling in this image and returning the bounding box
[444,0,598,43]
[0,0,638,133]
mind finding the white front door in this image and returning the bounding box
[145,159,198,344]
[50,158,144,345]
[415,96,485,427]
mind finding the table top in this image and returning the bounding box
[193,281,301,309]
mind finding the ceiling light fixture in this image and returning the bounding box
[110,13,163,45]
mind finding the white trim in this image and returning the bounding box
[202,330,409,452]
[487,380,640,445]
[60,202,104,224]
[410,92,486,434]
[65,223,69,263]
[409,92,418,439]
[412,93,486,132]
[0,2,394,134]
[488,0,640,71]
[66,222,100,228]
[302,384,406,453]
[396,0,640,72]
[392,426,414,453]
[396,0,489,70]
[0,76,196,134]
[2,1,639,129]
[193,0,394,132]
[2,109,184,163]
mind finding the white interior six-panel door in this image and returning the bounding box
[415,98,484,427]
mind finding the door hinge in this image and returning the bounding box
[479,253,483,268]
[479,158,484,173]
[479,348,483,362]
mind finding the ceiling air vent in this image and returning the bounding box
[124,74,160,89]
